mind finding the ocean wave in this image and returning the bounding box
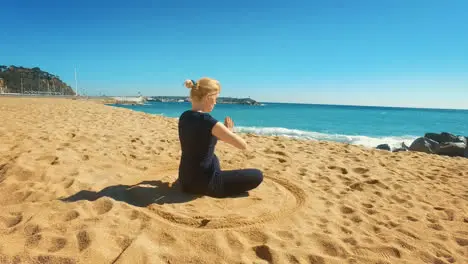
[235,126,417,149]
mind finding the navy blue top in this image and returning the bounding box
[178,110,221,193]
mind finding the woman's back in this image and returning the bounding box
[178,110,220,193]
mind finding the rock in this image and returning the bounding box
[402,142,410,150]
[409,137,440,154]
[458,136,467,145]
[419,133,468,158]
[440,132,461,143]
[424,132,464,144]
[376,144,391,151]
[392,142,409,152]
[438,142,466,157]
[425,133,443,143]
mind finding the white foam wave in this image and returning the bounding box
[235,126,417,150]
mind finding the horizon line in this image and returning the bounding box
[94,94,468,111]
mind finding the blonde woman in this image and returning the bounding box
[178,78,263,197]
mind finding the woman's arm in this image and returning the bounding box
[211,122,247,150]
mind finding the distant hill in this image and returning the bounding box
[0,65,75,95]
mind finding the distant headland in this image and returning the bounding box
[0,65,260,105]
[102,95,261,106]
[146,96,261,105]
[0,65,75,95]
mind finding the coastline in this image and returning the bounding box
[1,97,467,264]
[4,95,467,155]
[106,100,467,156]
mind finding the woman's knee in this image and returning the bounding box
[249,169,263,186]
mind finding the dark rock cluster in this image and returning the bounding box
[376,132,468,158]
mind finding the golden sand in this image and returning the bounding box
[0,97,467,264]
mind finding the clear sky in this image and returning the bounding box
[1,0,467,109]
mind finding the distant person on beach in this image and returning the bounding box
[177,77,263,198]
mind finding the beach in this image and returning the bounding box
[0,97,467,264]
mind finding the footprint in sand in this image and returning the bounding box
[416,251,451,264]
[63,210,80,222]
[92,198,114,215]
[77,230,91,252]
[12,166,35,182]
[328,165,348,175]
[350,215,363,224]
[365,209,378,215]
[430,242,456,263]
[349,179,388,192]
[66,132,76,139]
[340,206,355,214]
[390,194,407,204]
[340,226,353,235]
[0,163,9,180]
[34,255,76,264]
[342,237,358,246]
[352,167,369,174]
[63,178,75,189]
[25,233,43,248]
[454,237,468,246]
[47,237,67,253]
[433,207,455,221]
[395,238,416,251]
[276,230,295,240]
[36,155,59,165]
[298,168,307,176]
[0,212,23,228]
[397,228,420,240]
[308,234,349,258]
[264,148,291,165]
[24,224,41,236]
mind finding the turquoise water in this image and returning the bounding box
[110,102,468,149]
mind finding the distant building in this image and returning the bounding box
[0,78,6,93]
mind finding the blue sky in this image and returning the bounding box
[1,0,467,109]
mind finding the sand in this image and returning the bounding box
[0,97,467,264]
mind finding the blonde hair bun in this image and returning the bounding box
[184,79,195,89]
[184,77,221,102]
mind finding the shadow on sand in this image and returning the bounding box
[60,180,201,207]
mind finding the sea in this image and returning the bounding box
[110,102,468,150]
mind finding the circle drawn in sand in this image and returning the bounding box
[147,172,306,230]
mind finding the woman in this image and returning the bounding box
[177,77,263,198]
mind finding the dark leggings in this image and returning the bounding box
[208,169,263,198]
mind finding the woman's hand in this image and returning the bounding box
[212,120,247,150]
[224,116,234,132]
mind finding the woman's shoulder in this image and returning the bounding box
[180,110,217,120]
[179,110,203,122]
[179,110,194,119]
[179,111,218,127]
[180,110,212,117]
